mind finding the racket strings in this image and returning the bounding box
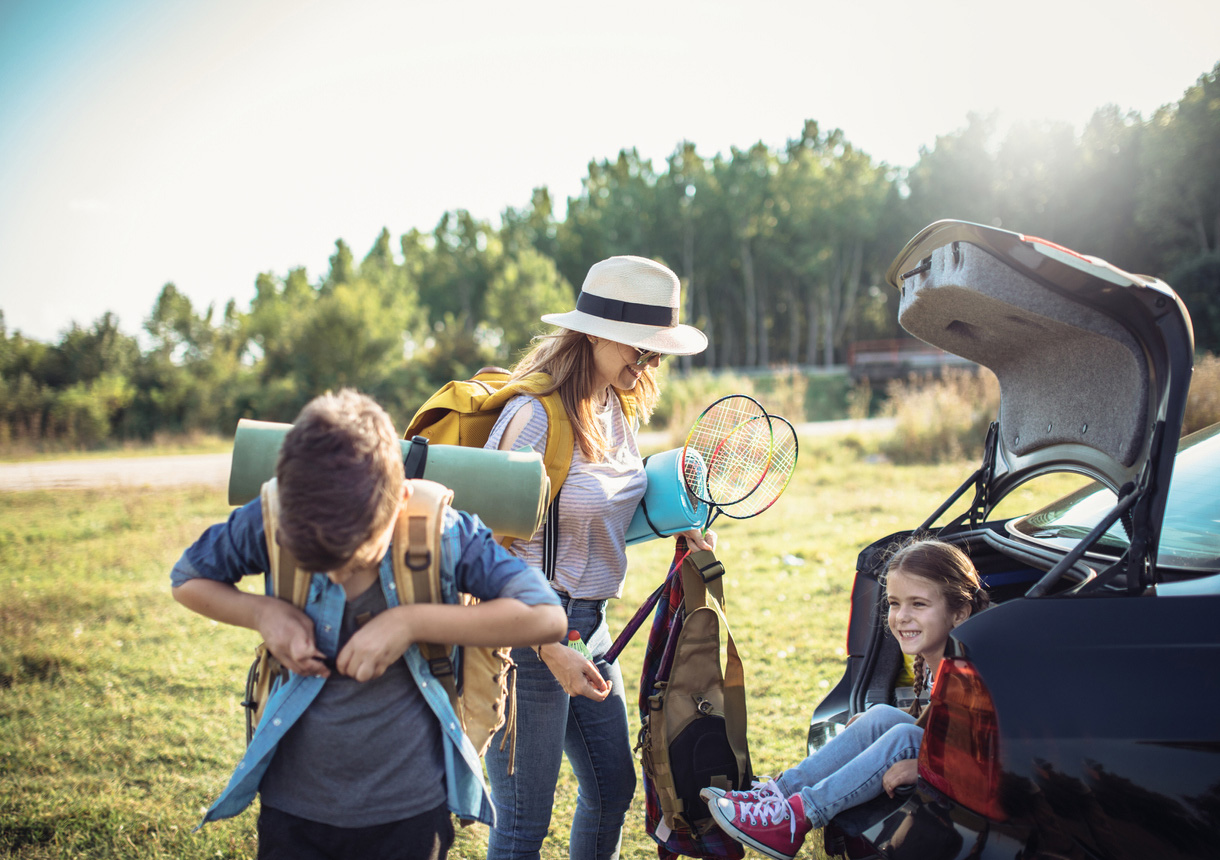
[682,395,768,506]
[722,417,798,519]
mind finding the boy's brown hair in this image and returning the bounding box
[275,389,405,572]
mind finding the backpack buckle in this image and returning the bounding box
[428,656,455,679]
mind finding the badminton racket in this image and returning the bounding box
[697,412,781,532]
[681,394,770,507]
[716,414,798,522]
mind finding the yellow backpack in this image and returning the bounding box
[244,478,516,765]
[403,369,574,511]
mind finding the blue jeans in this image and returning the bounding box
[486,597,637,860]
[775,705,921,829]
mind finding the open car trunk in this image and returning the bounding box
[885,220,1193,593]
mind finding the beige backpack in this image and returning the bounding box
[243,478,516,766]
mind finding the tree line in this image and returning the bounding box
[3,62,1218,448]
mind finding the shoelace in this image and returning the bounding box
[737,788,798,840]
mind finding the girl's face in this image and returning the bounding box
[589,337,659,393]
[886,568,971,664]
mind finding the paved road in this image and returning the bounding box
[0,418,895,492]
[0,453,233,492]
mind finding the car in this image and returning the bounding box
[805,220,1219,860]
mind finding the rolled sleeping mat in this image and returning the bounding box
[626,447,710,545]
[227,419,549,540]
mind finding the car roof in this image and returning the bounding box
[885,220,1194,503]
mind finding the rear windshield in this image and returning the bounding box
[1010,423,1220,572]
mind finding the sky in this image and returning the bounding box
[2,0,1218,344]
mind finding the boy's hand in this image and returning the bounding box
[336,610,411,682]
[258,599,330,678]
[539,643,611,701]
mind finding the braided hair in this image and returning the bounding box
[881,538,988,718]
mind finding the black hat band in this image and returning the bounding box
[576,291,675,327]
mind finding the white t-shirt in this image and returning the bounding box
[486,393,647,599]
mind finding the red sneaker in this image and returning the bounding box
[700,777,784,806]
[706,791,811,860]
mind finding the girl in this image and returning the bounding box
[702,539,989,860]
[484,256,713,860]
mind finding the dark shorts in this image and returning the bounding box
[257,802,454,860]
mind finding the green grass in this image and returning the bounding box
[0,435,1083,859]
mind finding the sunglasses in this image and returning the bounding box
[632,347,666,367]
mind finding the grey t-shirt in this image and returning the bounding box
[259,582,446,826]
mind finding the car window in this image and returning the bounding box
[1010,423,1220,572]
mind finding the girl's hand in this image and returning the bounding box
[679,528,717,551]
[882,759,919,797]
[539,643,611,701]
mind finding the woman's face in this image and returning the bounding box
[885,568,970,664]
[588,337,660,393]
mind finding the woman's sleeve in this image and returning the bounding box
[485,394,549,457]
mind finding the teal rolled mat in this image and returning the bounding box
[626,447,709,545]
[227,419,549,540]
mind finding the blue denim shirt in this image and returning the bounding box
[172,500,559,829]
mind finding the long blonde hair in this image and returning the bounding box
[510,329,660,461]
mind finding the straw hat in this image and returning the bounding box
[541,256,707,356]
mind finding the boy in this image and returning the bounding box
[171,389,566,859]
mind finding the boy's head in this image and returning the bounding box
[275,389,405,572]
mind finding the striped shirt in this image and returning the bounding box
[486,393,646,599]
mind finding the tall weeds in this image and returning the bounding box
[880,368,999,464]
[1184,353,1220,434]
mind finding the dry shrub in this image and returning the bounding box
[650,369,757,446]
[1184,353,1220,434]
[748,367,809,421]
[881,368,999,464]
[847,378,873,421]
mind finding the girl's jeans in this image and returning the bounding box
[775,704,922,829]
[485,596,636,860]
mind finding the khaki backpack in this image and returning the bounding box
[636,547,753,840]
[243,478,516,766]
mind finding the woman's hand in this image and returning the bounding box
[882,759,919,797]
[539,642,611,701]
[678,528,716,552]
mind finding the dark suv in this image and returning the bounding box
[807,221,1219,860]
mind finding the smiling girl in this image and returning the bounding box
[702,539,989,860]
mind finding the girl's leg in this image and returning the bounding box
[562,600,637,860]
[486,646,570,860]
[776,706,922,829]
[775,705,916,796]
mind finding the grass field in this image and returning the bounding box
[0,434,1082,859]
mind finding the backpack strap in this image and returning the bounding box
[259,478,311,607]
[679,549,751,788]
[391,480,459,703]
[542,489,560,581]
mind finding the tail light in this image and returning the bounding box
[918,656,1006,821]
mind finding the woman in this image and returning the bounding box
[484,255,712,860]
[701,539,990,860]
